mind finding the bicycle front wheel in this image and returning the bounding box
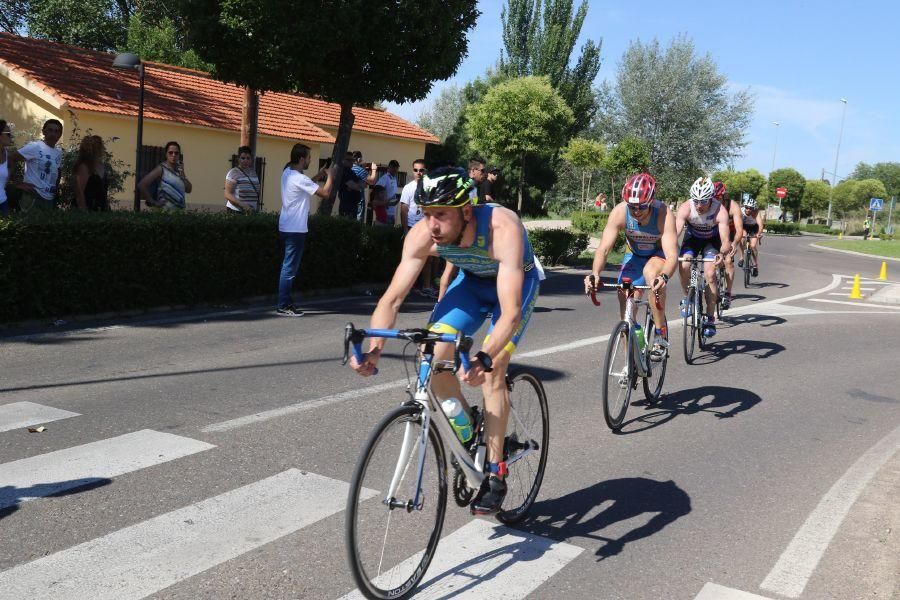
[346,404,448,600]
[683,287,697,364]
[498,370,550,524]
[743,248,751,288]
[602,320,634,430]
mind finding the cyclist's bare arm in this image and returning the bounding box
[588,203,626,287]
[675,202,690,237]
[756,212,765,237]
[438,260,457,300]
[716,205,732,255]
[730,202,744,247]
[659,206,679,278]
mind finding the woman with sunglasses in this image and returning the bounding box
[675,176,732,338]
[139,141,192,210]
[584,172,678,360]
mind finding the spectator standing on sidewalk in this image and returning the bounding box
[276,143,334,317]
[73,135,109,211]
[338,152,364,219]
[399,159,437,298]
[139,141,192,210]
[224,146,261,213]
[481,167,500,203]
[8,118,63,211]
[375,159,401,225]
[468,156,487,204]
[351,151,378,221]
[0,120,12,216]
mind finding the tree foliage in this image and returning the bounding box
[23,0,128,50]
[767,168,805,217]
[182,0,478,213]
[123,14,210,71]
[833,179,888,215]
[850,161,900,199]
[466,76,573,212]
[712,168,766,203]
[500,0,602,136]
[417,84,466,143]
[596,35,753,198]
[561,137,604,211]
[800,179,831,218]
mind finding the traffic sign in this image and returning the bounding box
[870,197,884,211]
[776,187,787,199]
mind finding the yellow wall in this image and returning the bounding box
[2,72,428,215]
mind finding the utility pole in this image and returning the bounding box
[826,98,848,227]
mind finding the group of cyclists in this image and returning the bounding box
[348,166,765,517]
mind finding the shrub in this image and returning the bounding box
[0,212,402,322]
[878,232,895,240]
[570,211,609,235]
[799,224,838,235]
[764,222,799,235]
[529,228,588,266]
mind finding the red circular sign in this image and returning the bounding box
[776,187,787,199]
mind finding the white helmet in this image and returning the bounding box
[742,196,757,210]
[690,176,715,204]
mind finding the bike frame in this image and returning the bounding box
[588,277,657,378]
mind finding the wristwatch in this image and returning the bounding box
[474,351,494,373]
[658,273,669,283]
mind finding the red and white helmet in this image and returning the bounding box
[713,181,727,200]
[621,173,656,206]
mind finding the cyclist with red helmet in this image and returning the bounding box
[584,172,678,360]
[714,181,743,309]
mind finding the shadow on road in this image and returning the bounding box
[730,293,765,303]
[533,306,575,313]
[720,313,787,328]
[622,385,763,434]
[0,478,112,520]
[516,478,691,560]
[748,281,789,289]
[510,365,568,383]
[847,388,899,404]
[689,339,785,365]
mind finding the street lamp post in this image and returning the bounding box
[826,98,848,227]
[113,53,145,212]
[771,121,780,174]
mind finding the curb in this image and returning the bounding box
[809,243,900,263]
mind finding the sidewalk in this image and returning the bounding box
[870,284,900,305]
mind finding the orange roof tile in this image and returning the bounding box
[0,33,439,144]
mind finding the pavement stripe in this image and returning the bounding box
[811,243,900,262]
[0,429,214,509]
[695,582,775,600]
[760,423,900,598]
[339,518,583,599]
[201,378,409,433]
[0,401,80,433]
[807,298,900,310]
[0,469,376,600]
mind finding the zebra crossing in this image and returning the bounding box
[0,401,584,599]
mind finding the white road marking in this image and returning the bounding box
[695,582,775,600]
[839,286,876,291]
[810,243,900,262]
[760,423,900,598]
[0,401,80,433]
[0,469,375,600]
[807,298,900,310]
[339,518,583,599]
[0,429,214,509]
[201,378,409,432]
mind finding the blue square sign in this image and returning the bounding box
[870,198,884,211]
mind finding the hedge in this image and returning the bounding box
[764,222,800,235]
[570,211,609,235]
[528,228,588,266]
[0,212,402,322]
[798,224,838,235]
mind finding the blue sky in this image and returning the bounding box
[386,0,900,186]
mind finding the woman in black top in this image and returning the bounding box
[74,135,109,211]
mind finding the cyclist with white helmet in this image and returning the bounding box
[715,181,743,309]
[584,172,678,360]
[676,176,732,338]
[738,195,765,276]
[349,167,540,516]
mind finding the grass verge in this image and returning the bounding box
[817,239,900,259]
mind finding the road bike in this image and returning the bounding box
[588,275,668,431]
[740,234,763,288]
[679,256,719,364]
[715,260,728,319]
[341,324,549,600]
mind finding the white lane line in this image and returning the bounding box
[518,334,610,357]
[760,423,900,598]
[339,518,583,599]
[695,582,775,600]
[0,401,80,433]
[810,243,900,262]
[807,298,900,310]
[201,378,409,433]
[839,287,876,291]
[0,429,214,509]
[0,469,376,600]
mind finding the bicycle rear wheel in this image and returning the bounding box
[497,370,550,524]
[696,284,708,351]
[346,404,447,600]
[642,319,668,402]
[602,320,634,430]
[743,248,751,288]
[683,286,697,364]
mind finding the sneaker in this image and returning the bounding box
[752,267,759,277]
[721,294,731,310]
[470,475,507,516]
[650,338,669,361]
[702,317,716,338]
[276,305,304,317]
[737,258,744,268]
[680,298,692,318]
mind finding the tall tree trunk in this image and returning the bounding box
[319,101,355,215]
[517,151,526,214]
[586,171,593,208]
[580,168,586,212]
[240,87,259,156]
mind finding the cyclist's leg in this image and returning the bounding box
[750,234,760,267]
[678,240,697,316]
[724,230,736,297]
[618,254,646,320]
[641,254,669,356]
[701,242,719,335]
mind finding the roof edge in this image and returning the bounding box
[0,60,67,110]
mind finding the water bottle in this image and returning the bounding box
[633,323,646,353]
[441,398,473,443]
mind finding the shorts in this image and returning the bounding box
[428,269,540,355]
[680,234,721,259]
[619,250,665,286]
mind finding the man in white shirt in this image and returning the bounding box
[399,159,437,298]
[9,119,63,211]
[276,143,335,317]
[375,159,401,225]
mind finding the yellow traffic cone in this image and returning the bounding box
[849,274,864,299]
[878,261,887,281]
[838,231,843,240]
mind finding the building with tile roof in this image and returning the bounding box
[0,32,438,212]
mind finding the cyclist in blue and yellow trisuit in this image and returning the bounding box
[349,167,540,515]
[584,172,679,360]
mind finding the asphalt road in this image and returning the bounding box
[0,235,898,600]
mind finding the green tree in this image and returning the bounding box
[850,161,900,199]
[800,179,831,219]
[466,76,573,212]
[500,0,602,136]
[417,84,466,143]
[122,14,211,70]
[561,137,605,211]
[24,0,128,50]
[767,168,805,219]
[183,0,478,214]
[596,35,753,197]
[0,0,29,33]
[603,136,650,198]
